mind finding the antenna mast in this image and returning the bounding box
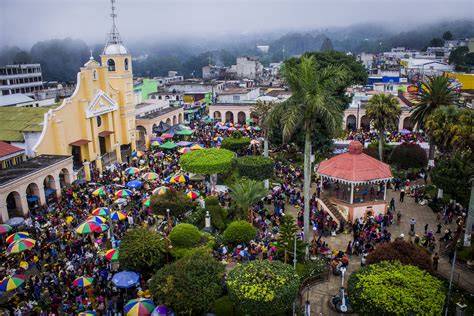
[109,0,121,44]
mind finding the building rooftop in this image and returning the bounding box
[211,103,254,107]
[0,107,51,142]
[219,88,254,95]
[0,94,34,107]
[0,141,24,159]
[0,155,71,187]
[136,106,182,120]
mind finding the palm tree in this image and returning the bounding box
[267,55,348,243]
[366,93,401,161]
[251,100,273,158]
[410,75,459,160]
[228,179,267,222]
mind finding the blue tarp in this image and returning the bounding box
[45,188,56,197]
[27,196,39,203]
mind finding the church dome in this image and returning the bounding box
[103,43,129,55]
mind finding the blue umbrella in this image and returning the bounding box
[6,217,24,227]
[152,305,169,316]
[112,271,140,288]
[126,180,143,189]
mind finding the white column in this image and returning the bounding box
[350,183,354,204]
[383,181,387,201]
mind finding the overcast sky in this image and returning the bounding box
[1,0,473,48]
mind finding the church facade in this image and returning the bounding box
[32,25,136,178]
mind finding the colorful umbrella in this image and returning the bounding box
[105,248,119,262]
[132,151,145,158]
[112,271,140,288]
[178,147,192,154]
[228,127,236,132]
[96,224,110,233]
[110,211,127,221]
[127,180,143,189]
[73,276,94,287]
[214,136,223,142]
[161,133,173,139]
[75,221,102,234]
[151,141,161,147]
[0,275,25,292]
[6,238,36,254]
[159,141,177,150]
[124,298,155,316]
[91,207,110,216]
[0,224,12,235]
[143,196,151,207]
[176,129,193,136]
[250,139,260,145]
[78,311,97,316]
[155,152,164,158]
[186,190,201,199]
[125,167,140,176]
[254,126,261,131]
[190,144,203,150]
[92,187,107,197]
[172,175,189,183]
[163,176,173,183]
[142,172,159,181]
[5,232,29,244]
[115,189,133,198]
[152,186,168,195]
[86,216,107,224]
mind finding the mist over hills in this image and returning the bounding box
[1,19,473,82]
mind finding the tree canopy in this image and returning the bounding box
[389,143,428,170]
[179,148,235,174]
[150,189,195,218]
[236,156,274,181]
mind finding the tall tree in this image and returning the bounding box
[268,55,347,243]
[228,179,267,222]
[366,93,401,161]
[410,76,459,161]
[442,31,454,41]
[251,100,273,158]
[320,37,334,52]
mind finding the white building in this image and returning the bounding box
[236,57,263,80]
[166,81,225,98]
[0,64,44,96]
[155,71,184,87]
[400,59,454,77]
[217,87,260,103]
[0,94,55,108]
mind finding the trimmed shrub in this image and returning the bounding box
[150,189,195,217]
[150,254,225,315]
[366,239,434,273]
[169,223,201,248]
[207,205,227,231]
[296,257,328,281]
[180,148,235,174]
[223,220,257,244]
[119,227,166,277]
[348,261,445,315]
[205,196,220,206]
[236,156,274,181]
[227,260,301,315]
[221,137,251,151]
[389,142,428,169]
[212,296,235,316]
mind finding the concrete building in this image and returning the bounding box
[202,65,227,80]
[217,87,260,104]
[134,78,158,103]
[0,64,44,96]
[135,106,184,145]
[236,57,263,79]
[156,71,184,87]
[0,94,56,108]
[165,80,225,99]
[0,141,25,170]
[400,59,454,78]
[208,103,253,124]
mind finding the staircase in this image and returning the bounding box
[317,196,347,228]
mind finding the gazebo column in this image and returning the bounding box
[350,183,354,204]
[383,181,387,200]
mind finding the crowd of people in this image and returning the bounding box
[344,129,428,144]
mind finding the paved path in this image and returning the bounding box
[287,185,474,315]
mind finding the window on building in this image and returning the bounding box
[93,70,98,81]
[233,95,240,102]
[124,58,129,71]
[107,59,116,71]
[97,116,102,127]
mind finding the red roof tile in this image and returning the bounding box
[317,141,392,183]
[0,141,24,158]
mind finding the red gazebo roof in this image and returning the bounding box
[317,141,392,184]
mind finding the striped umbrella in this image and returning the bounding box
[152,186,168,195]
[132,151,145,158]
[115,189,133,198]
[6,238,36,254]
[110,211,127,221]
[143,196,151,207]
[178,147,192,154]
[105,248,119,261]
[163,176,173,184]
[91,207,110,217]
[86,216,107,224]
[5,232,29,244]
[75,221,102,234]
[214,136,223,142]
[186,190,201,200]
[161,133,173,139]
[124,298,155,316]
[73,276,94,287]
[0,224,12,235]
[142,172,159,181]
[0,275,25,292]
[172,175,189,183]
[96,224,110,233]
[92,187,107,197]
[125,167,140,176]
[78,311,97,316]
[190,144,203,150]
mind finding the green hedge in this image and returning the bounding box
[223,220,257,244]
[389,142,427,170]
[169,223,201,248]
[221,137,251,151]
[237,156,274,180]
[180,148,235,174]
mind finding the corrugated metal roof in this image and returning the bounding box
[0,107,50,142]
[0,94,34,107]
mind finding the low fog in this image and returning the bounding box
[1,0,473,48]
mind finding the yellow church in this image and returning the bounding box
[32,14,136,178]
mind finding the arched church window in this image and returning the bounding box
[107,59,116,72]
[124,58,129,71]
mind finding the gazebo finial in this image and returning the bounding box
[348,141,363,155]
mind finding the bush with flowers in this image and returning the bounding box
[226,260,301,315]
